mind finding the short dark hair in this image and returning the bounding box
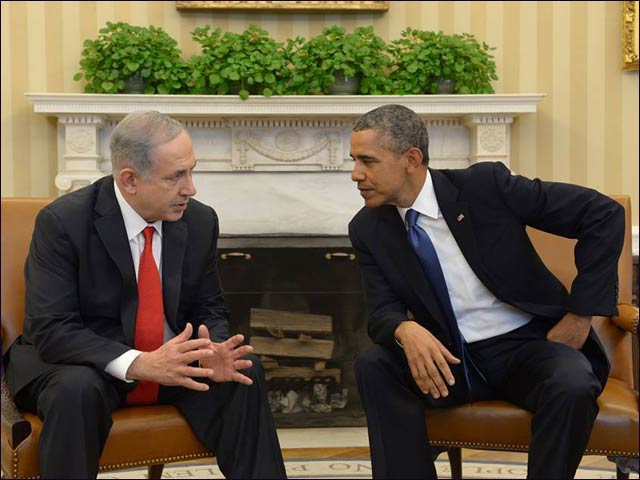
[353,104,430,165]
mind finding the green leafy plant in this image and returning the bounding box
[286,26,392,95]
[190,25,289,100]
[74,21,191,94]
[388,28,498,94]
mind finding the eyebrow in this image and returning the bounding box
[350,154,378,161]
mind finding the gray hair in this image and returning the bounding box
[110,111,185,178]
[353,104,430,165]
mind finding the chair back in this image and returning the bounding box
[526,195,633,385]
[1,197,53,356]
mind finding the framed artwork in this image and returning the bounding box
[622,1,639,71]
[176,1,389,12]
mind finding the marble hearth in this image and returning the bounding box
[27,94,544,236]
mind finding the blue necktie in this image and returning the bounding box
[405,208,463,354]
[406,209,489,400]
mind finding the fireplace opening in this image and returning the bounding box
[218,236,370,428]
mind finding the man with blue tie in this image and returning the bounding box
[348,105,624,479]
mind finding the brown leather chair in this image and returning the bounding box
[425,195,639,479]
[1,198,213,478]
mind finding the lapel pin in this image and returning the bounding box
[457,213,465,222]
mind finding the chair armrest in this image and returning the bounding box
[1,364,31,448]
[611,303,639,335]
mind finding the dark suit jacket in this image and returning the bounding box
[7,176,230,397]
[349,161,624,395]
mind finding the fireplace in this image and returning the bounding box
[218,235,368,427]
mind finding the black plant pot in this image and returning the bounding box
[124,73,146,94]
[329,71,361,95]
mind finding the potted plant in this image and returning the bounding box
[286,26,392,95]
[388,28,498,94]
[190,25,289,100]
[74,21,191,94]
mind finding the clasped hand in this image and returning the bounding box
[127,322,254,392]
[395,321,460,399]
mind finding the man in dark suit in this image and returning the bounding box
[5,111,286,479]
[348,105,624,479]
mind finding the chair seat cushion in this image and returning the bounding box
[4,405,211,478]
[425,378,638,457]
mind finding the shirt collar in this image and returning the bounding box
[114,179,162,241]
[397,169,441,224]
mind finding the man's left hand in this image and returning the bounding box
[546,313,592,349]
[198,325,255,385]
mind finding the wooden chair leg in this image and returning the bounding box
[447,447,462,479]
[617,465,630,480]
[148,464,165,479]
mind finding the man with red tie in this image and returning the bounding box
[5,111,286,479]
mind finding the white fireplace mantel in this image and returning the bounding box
[27,93,544,236]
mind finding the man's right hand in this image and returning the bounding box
[395,321,460,399]
[126,323,217,392]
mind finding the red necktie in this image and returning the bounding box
[126,226,164,405]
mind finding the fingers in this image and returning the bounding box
[171,322,193,343]
[408,351,455,398]
[232,371,254,385]
[425,362,449,398]
[179,378,211,392]
[221,333,246,349]
[440,345,461,365]
[198,324,211,341]
[433,353,456,386]
[180,365,215,378]
[176,337,212,353]
[233,359,253,370]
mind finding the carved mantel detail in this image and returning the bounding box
[27,94,544,235]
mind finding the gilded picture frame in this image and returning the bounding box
[622,1,639,71]
[176,1,389,12]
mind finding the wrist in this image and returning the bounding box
[394,320,416,343]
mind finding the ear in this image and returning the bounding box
[405,147,424,172]
[117,168,138,194]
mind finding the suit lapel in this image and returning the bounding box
[430,169,493,289]
[94,178,137,346]
[377,206,450,333]
[162,219,187,333]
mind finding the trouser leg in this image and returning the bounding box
[159,354,286,479]
[469,320,603,479]
[15,366,122,479]
[504,340,601,479]
[354,344,437,479]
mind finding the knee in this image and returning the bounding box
[354,344,395,380]
[39,366,112,414]
[546,368,600,405]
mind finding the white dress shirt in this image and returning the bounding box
[397,170,532,343]
[104,183,176,381]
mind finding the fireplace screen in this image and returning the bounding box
[218,239,370,427]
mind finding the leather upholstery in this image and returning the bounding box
[426,195,639,462]
[1,198,212,478]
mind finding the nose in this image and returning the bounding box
[351,161,365,183]
[181,170,197,197]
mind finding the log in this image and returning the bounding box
[251,336,334,359]
[260,355,279,369]
[250,308,332,334]
[265,367,341,382]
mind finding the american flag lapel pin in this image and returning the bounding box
[457,213,465,222]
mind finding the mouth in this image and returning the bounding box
[174,200,189,210]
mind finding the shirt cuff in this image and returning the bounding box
[105,349,143,382]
